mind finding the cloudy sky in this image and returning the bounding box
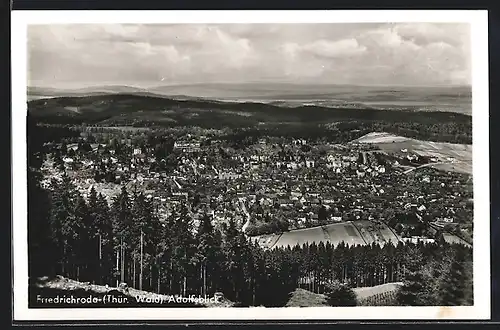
[28,23,471,88]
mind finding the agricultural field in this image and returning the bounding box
[442,233,472,248]
[250,221,402,249]
[355,282,402,306]
[249,233,282,250]
[354,282,402,300]
[352,221,401,246]
[285,282,403,307]
[352,132,472,175]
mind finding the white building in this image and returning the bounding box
[403,236,435,245]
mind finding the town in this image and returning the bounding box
[39,124,473,248]
[24,21,477,310]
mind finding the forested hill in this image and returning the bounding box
[27,93,472,144]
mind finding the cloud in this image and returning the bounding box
[287,38,367,59]
[27,23,471,87]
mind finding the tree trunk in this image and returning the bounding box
[116,249,119,287]
[252,275,256,306]
[157,264,161,294]
[121,239,125,283]
[203,263,207,297]
[133,254,136,288]
[139,230,143,290]
[169,257,172,292]
[150,263,153,290]
[98,234,102,285]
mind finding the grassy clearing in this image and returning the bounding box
[29,276,234,308]
[353,132,472,175]
[286,282,403,307]
[354,282,402,299]
[251,221,400,250]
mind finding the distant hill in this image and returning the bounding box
[27,93,472,144]
[27,93,471,123]
[28,83,472,114]
[27,85,184,101]
[29,85,148,96]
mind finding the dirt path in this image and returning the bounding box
[403,161,457,174]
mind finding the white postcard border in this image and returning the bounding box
[11,10,490,321]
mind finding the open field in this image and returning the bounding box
[250,221,402,249]
[354,282,402,306]
[354,282,403,300]
[353,220,401,245]
[353,132,472,174]
[442,233,472,248]
[286,282,403,307]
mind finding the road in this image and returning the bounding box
[172,177,182,189]
[239,198,251,234]
[402,161,457,174]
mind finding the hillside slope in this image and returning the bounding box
[250,221,402,249]
[29,276,234,308]
[352,132,472,174]
[286,283,403,307]
[27,94,472,144]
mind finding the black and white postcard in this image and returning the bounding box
[11,10,490,321]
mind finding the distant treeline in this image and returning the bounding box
[220,120,471,145]
[27,94,472,144]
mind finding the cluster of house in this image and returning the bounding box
[173,141,201,153]
[42,133,472,244]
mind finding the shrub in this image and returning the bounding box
[324,280,357,306]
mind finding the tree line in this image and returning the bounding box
[29,169,472,307]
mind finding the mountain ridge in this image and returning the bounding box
[27,92,472,119]
[27,83,472,115]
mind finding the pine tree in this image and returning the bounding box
[438,245,468,306]
[132,194,163,292]
[396,245,428,306]
[73,194,91,281]
[221,218,244,302]
[96,193,114,285]
[169,204,196,295]
[27,167,53,277]
[131,193,147,289]
[86,187,102,282]
[48,173,78,277]
[111,186,133,286]
[325,280,357,306]
[87,186,99,233]
[195,213,217,296]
